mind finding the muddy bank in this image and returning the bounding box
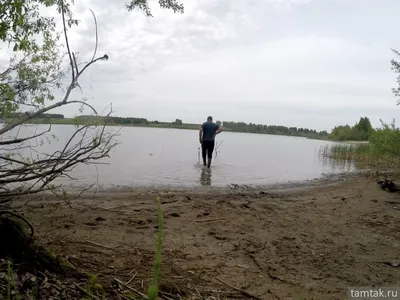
[6,173,400,299]
[52,169,363,198]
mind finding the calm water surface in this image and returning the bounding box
[2,125,354,187]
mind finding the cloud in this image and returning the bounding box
[3,0,400,131]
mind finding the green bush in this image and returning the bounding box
[369,120,400,156]
[323,119,400,169]
[329,117,374,141]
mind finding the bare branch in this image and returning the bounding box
[61,0,75,83]
[0,5,116,206]
[89,8,98,62]
[0,121,119,200]
[0,124,52,145]
[47,182,97,212]
[0,97,71,135]
[72,52,79,75]
[67,100,98,114]
[77,54,109,79]
[0,155,29,166]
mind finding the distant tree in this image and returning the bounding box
[354,117,373,139]
[329,117,374,141]
[173,118,182,125]
[329,125,352,141]
[221,121,327,138]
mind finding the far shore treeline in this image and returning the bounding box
[7,112,400,166]
[1,113,387,142]
[2,113,331,139]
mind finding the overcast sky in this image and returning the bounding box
[12,0,400,131]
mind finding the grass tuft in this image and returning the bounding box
[320,143,372,160]
[320,141,400,170]
[148,196,164,300]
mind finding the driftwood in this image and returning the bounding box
[377,179,400,192]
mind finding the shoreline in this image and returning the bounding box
[35,169,371,201]
[58,170,351,189]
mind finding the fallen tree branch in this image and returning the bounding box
[377,178,400,192]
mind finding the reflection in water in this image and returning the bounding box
[200,167,212,186]
[319,152,356,173]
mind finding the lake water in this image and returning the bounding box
[1,125,355,188]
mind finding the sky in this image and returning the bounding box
[5,0,400,131]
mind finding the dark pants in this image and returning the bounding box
[201,140,215,166]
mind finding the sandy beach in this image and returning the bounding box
[12,172,400,299]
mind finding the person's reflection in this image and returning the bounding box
[200,167,212,186]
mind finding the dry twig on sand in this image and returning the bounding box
[195,217,230,223]
[114,278,148,299]
[215,278,263,300]
[74,283,101,300]
[85,240,115,250]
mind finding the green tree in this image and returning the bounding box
[0,0,185,201]
[173,118,182,125]
[329,125,351,141]
[126,0,184,17]
[0,1,184,298]
[354,117,373,139]
[1,0,184,118]
[0,0,74,117]
[221,120,327,138]
[329,117,374,141]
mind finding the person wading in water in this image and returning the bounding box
[199,116,223,168]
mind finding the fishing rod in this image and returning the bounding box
[197,140,223,163]
[215,140,223,158]
[197,147,200,164]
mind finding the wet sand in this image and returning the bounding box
[15,172,400,299]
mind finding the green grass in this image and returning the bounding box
[320,142,400,169]
[6,261,21,300]
[7,261,11,300]
[148,195,163,300]
[321,143,372,160]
